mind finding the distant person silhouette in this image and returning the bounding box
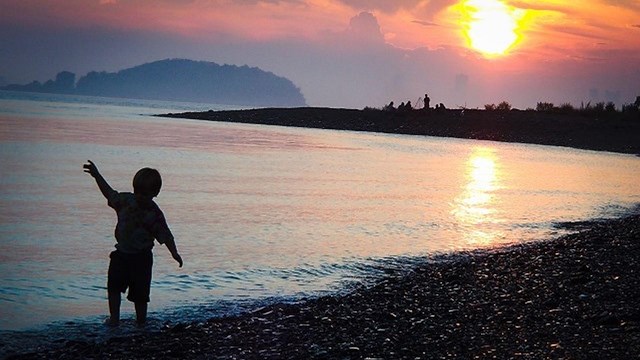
[384,101,395,111]
[84,160,183,326]
[424,94,431,110]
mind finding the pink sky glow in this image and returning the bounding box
[1,0,639,108]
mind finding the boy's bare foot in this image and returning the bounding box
[104,317,120,327]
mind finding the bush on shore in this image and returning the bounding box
[534,99,639,120]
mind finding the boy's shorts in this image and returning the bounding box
[107,249,153,303]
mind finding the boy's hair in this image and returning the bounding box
[133,168,162,197]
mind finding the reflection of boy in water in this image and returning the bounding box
[84,160,183,326]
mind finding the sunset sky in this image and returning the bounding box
[1,0,639,108]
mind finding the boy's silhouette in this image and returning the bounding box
[84,160,183,326]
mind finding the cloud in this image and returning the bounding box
[601,0,640,11]
[547,24,609,41]
[318,11,387,49]
[334,0,458,18]
[347,11,385,43]
[334,0,422,13]
[507,1,572,14]
[422,0,459,18]
[412,20,440,27]
[233,0,305,4]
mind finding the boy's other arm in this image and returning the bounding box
[164,238,183,268]
[83,160,116,200]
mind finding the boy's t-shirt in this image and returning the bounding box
[107,192,174,254]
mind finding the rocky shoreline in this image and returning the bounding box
[10,214,640,359]
[159,107,640,155]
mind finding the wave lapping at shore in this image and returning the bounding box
[11,214,640,359]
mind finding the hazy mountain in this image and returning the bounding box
[3,59,307,107]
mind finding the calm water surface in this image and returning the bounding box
[1,92,639,348]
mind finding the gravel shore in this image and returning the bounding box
[11,214,640,359]
[159,107,640,155]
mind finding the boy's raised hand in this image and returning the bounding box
[83,160,100,178]
[83,160,115,199]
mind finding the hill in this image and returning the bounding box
[2,59,306,107]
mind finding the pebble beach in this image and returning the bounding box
[11,214,640,359]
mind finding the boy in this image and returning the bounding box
[84,160,183,326]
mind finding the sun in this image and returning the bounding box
[461,0,522,57]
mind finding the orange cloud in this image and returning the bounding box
[2,1,635,47]
[1,0,638,70]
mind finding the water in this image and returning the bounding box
[1,91,639,353]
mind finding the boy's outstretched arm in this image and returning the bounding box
[164,238,183,268]
[83,160,116,200]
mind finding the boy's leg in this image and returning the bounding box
[107,250,126,326]
[107,291,121,326]
[135,301,148,325]
[129,250,153,325]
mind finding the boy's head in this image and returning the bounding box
[133,167,162,198]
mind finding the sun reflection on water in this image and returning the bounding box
[452,147,505,247]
